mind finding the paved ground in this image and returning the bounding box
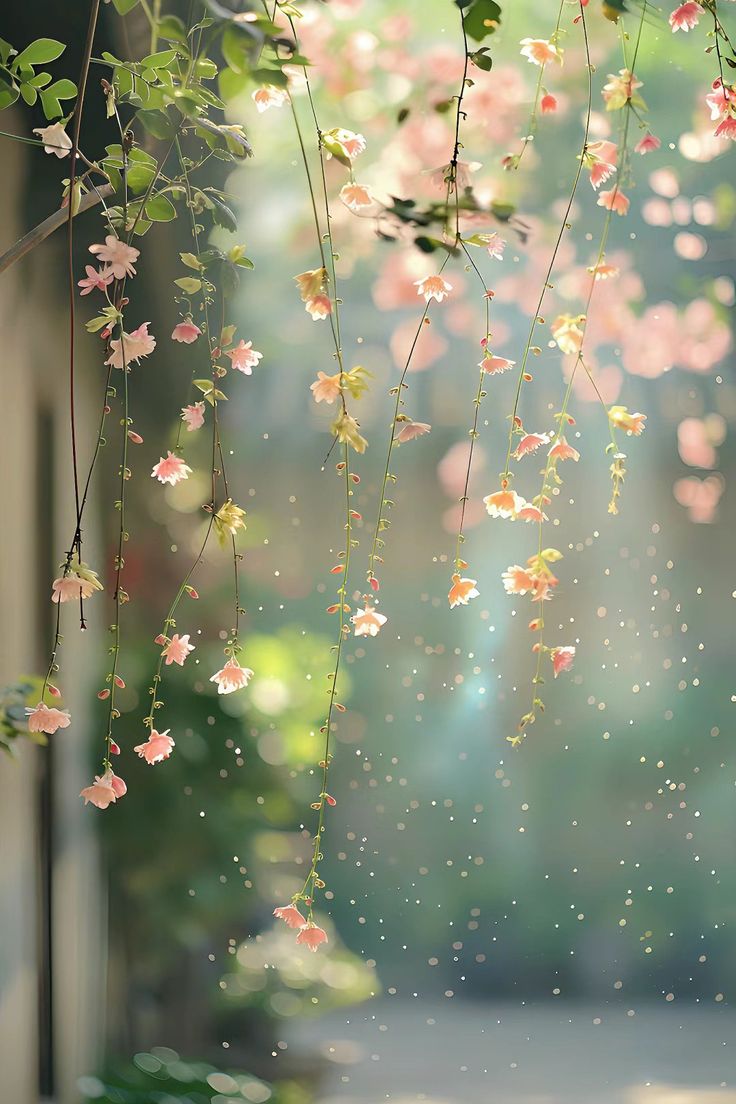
[286,999,736,1103]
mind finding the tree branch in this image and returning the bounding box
[0,184,114,276]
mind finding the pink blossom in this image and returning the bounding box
[448,574,479,609]
[339,183,375,213]
[483,489,524,519]
[80,769,125,809]
[226,340,263,375]
[110,772,127,798]
[669,2,704,32]
[210,659,254,695]
[586,140,618,189]
[310,371,342,404]
[305,294,332,320]
[714,115,736,141]
[513,432,551,459]
[351,605,388,637]
[635,133,661,154]
[551,645,576,678]
[548,437,580,462]
[252,84,288,112]
[520,39,562,67]
[51,560,103,604]
[181,402,205,431]
[26,702,71,734]
[414,275,452,303]
[479,354,515,375]
[329,128,366,159]
[78,265,114,296]
[171,319,202,344]
[88,235,139,280]
[394,420,431,443]
[540,93,558,114]
[597,188,630,216]
[516,504,545,523]
[274,904,307,929]
[151,452,192,485]
[705,78,731,122]
[483,232,507,260]
[134,728,175,765]
[105,322,156,369]
[295,922,329,952]
[162,633,195,666]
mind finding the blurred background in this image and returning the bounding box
[1,1,735,1102]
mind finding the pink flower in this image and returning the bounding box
[310,371,342,404]
[714,115,736,141]
[294,269,326,301]
[110,772,127,798]
[162,633,195,666]
[33,121,72,157]
[551,645,576,677]
[483,489,525,519]
[26,702,71,734]
[274,904,307,929]
[502,566,540,597]
[602,69,643,111]
[548,437,580,462]
[171,319,202,343]
[516,503,545,523]
[705,78,731,122]
[226,340,263,375]
[598,188,630,216]
[295,922,329,952]
[448,574,479,608]
[479,354,515,375]
[394,420,431,443]
[520,39,562,67]
[88,235,140,280]
[181,402,205,431]
[326,127,366,159]
[252,84,287,112]
[78,265,114,295]
[134,728,175,765]
[414,275,453,303]
[514,432,551,459]
[105,322,156,369]
[483,232,507,260]
[339,183,375,213]
[635,133,661,154]
[210,659,254,695]
[351,605,388,637]
[540,93,558,114]
[669,2,704,32]
[51,559,103,603]
[552,315,585,355]
[80,769,125,809]
[609,405,646,436]
[586,140,618,189]
[305,294,332,320]
[151,452,192,485]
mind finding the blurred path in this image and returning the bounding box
[286,999,736,1103]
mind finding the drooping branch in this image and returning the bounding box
[0,184,114,276]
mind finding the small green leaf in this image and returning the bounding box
[463,0,502,42]
[174,276,202,294]
[137,109,176,139]
[19,83,37,105]
[141,48,179,69]
[14,38,66,67]
[180,252,202,270]
[157,15,188,43]
[144,193,176,222]
[112,0,140,13]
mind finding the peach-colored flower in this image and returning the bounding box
[414,275,452,303]
[51,558,103,603]
[339,183,375,213]
[26,702,71,734]
[598,187,630,216]
[305,294,332,320]
[324,127,366,159]
[714,115,736,141]
[586,140,618,189]
[520,39,562,67]
[310,371,342,404]
[80,769,125,809]
[252,84,288,112]
[482,232,507,260]
[635,133,661,154]
[351,605,387,637]
[162,633,195,666]
[540,93,558,114]
[110,772,127,798]
[479,354,515,375]
[548,437,580,462]
[551,314,585,355]
[171,319,202,343]
[295,922,329,952]
[608,405,647,435]
[78,265,114,295]
[274,904,307,929]
[151,452,192,485]
[134,728,175,764]
[483,488,524,518]
[551,645,576,677]
[590,261,620,280]
[669,2,703,32]
[89,235,139,280]
[602,69,643,111]
[181,402,205,431]
[105,322,156,369]
[210,659,253,694]
[516,503,545,523]
[33,121,72,157]
[502,565,537,595]
[294,268,326,301]
[394,420,431,443]
[513,432,551,459]
[705,78,732,122]
[226,340,262,375]
[448,574,479,608]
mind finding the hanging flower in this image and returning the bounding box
[252,84,288,112]
[339,183,375,213]
[635,133,661,154]
[171,319,202,344]
[295,922,329,952]
[134,729,176,764]
[394,419,431,443]
[705,78,732,122]
[483,488,525,518]
[311,371,342,404]
[162,634,195,666]
[608,406,647,435]
[585,140,618,189]
[551,314,585,355]
[351,605,387,637]
[294,268,327,301]
[33,121,72,157]
[414,275,453,303]
[516,503,545,523]
[226,339,263,375]
[540,93,558,114]
[105,322,156,369]
[597,187,630,216]
[51,557,103,603]
[551,645,576,677]
[448,574,479,609]
[181,402,205,431]
[519,39,563,67]
[479,354,515,375]
[273,904,307,929]
[210,659,254,695]
[88,235,140,280]
[602,69,644,111]
[25,702,71,734]
[331,410,368,454]
[151,452,192,485]
[548,437,580,462]
[80,769,126,809]
[322,127,366,160]
[669,2,704,32]
[78,265,114,296]
[214,499,247,543]
[305,294,332,320]
[514,432,551,459]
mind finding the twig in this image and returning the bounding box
[0,184,115,275]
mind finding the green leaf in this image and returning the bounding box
[208,193,237,232]
[126,162,156,194]
[141,48,179,69]
[157,15,188,43]
[0,38,16,65]
[180,252,202,270]
[112,0,139,13]
[194,57,218,81]
[19,82,37,105]
[463,0,502,42]
[14,38,65,67]
[144,193,176,221]
[174,276,202,294]
[137,109,176,139]
[221,25,257,76]
[218,67,249,102]
[469,48,493,71]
